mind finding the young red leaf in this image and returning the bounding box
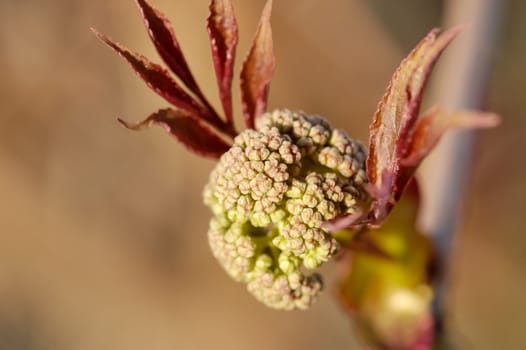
[366,27,463,223]
[118,108,231,159]
[135,0,203,98]
[392,108,499,207]
[240,0,275,129]
[402,108,500,168]
[397,27,464,153]
[207,0,238,123]
[92,29,223,131]
[368,27,462,188]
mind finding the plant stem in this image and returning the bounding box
[417,0,504,344]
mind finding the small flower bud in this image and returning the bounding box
[204,109,368,309]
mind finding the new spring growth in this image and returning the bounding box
[94,0,500,310]
[204,109,367,309]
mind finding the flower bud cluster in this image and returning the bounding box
[204,109,367,309]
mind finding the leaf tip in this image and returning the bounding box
[134,0,152,14]
[449,110,502,129]
[240,0,276,128]
[448,23,467,35]
[90,27,117,49]
[438,24,465,46]
[117,117,150,131]
[117,117,131,128]
[263,0,274,18]
[90,27,105,41]
[481,112,501,127]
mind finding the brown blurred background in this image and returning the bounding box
[0,0,524,349]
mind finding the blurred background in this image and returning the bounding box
[0,0,524,349]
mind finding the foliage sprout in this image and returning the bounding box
[93,0,499,348]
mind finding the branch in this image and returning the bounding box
[416,0,504,343]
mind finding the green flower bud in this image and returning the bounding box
[204,109,367,309]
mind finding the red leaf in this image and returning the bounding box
[368,27,462,186]
[392,108,499,207]
[92,29,223,131]
[135,0,203,98]
[240,0,275,129]
[366,27,464,223]
[402,108,500,168]
[207,0,238,123]
[118,108,231,159]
